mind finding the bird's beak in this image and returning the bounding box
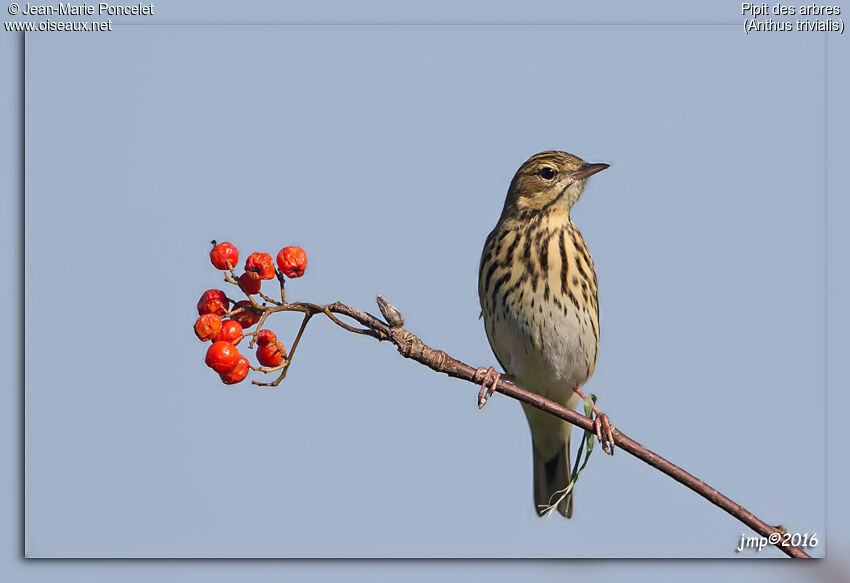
[572,162,610,180]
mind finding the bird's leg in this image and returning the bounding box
[473,367,514,409]
[572,386,615,455]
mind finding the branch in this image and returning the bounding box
[267,297,811,559]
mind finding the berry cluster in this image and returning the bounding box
[194,241,308,385]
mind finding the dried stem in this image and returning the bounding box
[257,291,281,306]
[251,312,314,387]
[239,295,811,558]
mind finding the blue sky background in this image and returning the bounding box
[3,0,848,580]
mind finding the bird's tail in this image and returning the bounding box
[531,435,573,518]
[523,403,574,518]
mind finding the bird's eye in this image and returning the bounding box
[538,167,556,180]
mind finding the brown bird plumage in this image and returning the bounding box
[478,151,608,517]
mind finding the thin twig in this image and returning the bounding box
[258,291,282,306]
[252,312,315,387]
[242,297,811,558]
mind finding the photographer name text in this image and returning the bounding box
[18,2,153,16]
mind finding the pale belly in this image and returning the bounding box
[485,296,597,406]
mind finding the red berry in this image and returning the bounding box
[256,340,286,367]
[220,355,250,385]
[205,341,241,374]
[245,252,275,280]
[194,313,222,341]
[276,246,307,278]
[231,300,261,328]
[238,271,262,295]
[256,329,277,347]
[197,289,230,316]
[214,319,243,344]
[210,241,239,270]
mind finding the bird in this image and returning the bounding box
[476,150,612,518]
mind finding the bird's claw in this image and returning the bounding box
[474,366,501,409]
[572,386,616,455]
[593,413,615,455]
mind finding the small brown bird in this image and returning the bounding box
[477,151,611,517]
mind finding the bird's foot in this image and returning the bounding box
[572,386,615,455]
[473,367,512,409]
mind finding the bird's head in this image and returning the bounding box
[501,150,608,220]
